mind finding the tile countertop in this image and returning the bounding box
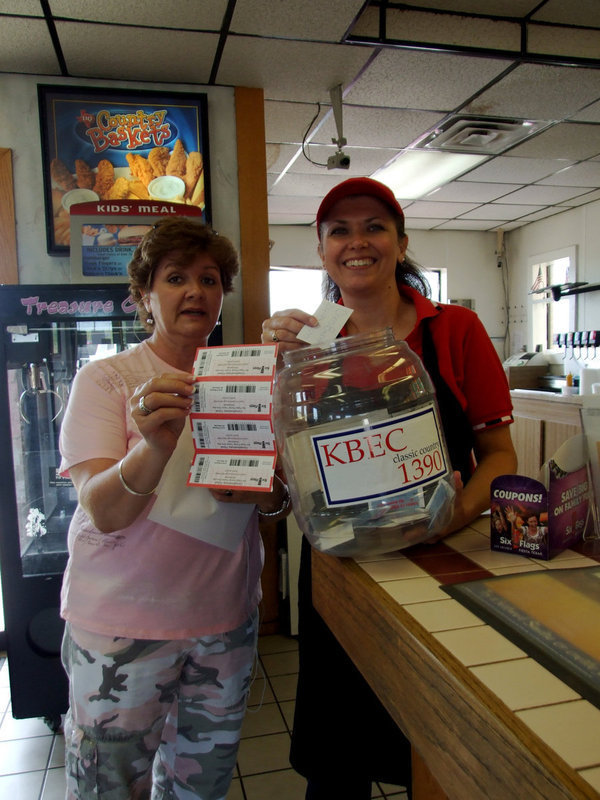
[311,516,600,800]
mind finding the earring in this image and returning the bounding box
[146,315,154,325]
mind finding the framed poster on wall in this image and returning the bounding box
[38,85,211,255]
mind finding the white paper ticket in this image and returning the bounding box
[192,380,273,415]
[188,452,276,491]
[297,299,353,346]
[188,344,278,489]
[190,417,275,451]
[193,344,277,378]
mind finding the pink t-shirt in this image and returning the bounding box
[59,340,263,640]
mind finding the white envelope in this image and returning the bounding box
[148,426,255,552]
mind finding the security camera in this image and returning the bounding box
[327,150,351,170]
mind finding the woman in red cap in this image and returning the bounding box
[262,177,517,799]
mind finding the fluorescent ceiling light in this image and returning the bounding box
[372,151,488,200]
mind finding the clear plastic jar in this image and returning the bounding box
[273,329,455,557]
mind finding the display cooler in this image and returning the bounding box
[0,284,222,728]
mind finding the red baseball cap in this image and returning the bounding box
[316,177,405,238]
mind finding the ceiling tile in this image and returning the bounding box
[48,0,227,29]
[0,18,59,74]
[435,219,508,230]
[0,0,42,13]
[266,144,303,173]
[498,185,592,204]
[565,188,600,206]
[269,213,317,225]
[56,21,218,82]
[458,156,572,184]
[532,0,600,27]
[509,207,572,224]
[380,8,521,52]
[218,38,373,103]
[287,145,401,177]
[390,1,541,14]
[536,161,600,187]
[267,194,321,216]
[406,218,450,230]
[571,100,600,124]
[424,182,522,203]
[406,201,480,218]
[464,63,600,120]
[345,49,510,111]
[264,100,328,145]
[269,172,352,199]
[507,122,600,160]
[460,203,545,220]
[231,0,365,40]
[313,106,445,149]
[527,24,600,61]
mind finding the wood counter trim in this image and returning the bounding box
[312,550,598,800]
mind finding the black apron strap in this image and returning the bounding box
[420,316,475,485]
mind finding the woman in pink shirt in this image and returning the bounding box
[59,217,290,800]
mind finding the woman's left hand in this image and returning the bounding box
[210,476,290,519]
[425,470,465,543]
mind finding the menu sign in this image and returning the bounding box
[38,85,210,255]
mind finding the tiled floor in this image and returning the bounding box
[0,634,408,799]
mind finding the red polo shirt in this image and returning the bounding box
[340,285,513,433]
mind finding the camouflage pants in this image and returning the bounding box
[61,612,258,800]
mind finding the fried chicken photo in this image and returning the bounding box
[51,188,65,216]
[166,139,186,178]
[126,153,154,187]
[50,158,77,192]
[93,159,115,200]
[184,152,203,199]
[127,179,150,200]
[148,146,170,177]
[107,177,130,200]
[75,159,95,190]
[190,169,205,209]
[54,208,71,246]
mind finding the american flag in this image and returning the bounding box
[530,266,545,292]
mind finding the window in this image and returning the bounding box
[269,265,446,315]
[529,246,577,350]
[269,267,323,315]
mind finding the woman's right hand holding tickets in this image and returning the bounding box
[131,372,195,457]
[261,308,318,355]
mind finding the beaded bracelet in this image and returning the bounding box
[118,458,158,497]
[258,484,291,517]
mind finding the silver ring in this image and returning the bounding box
[272,330,279,342]
[138,395,152,415]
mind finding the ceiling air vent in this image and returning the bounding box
[415,116,552,155]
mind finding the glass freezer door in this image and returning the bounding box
[6,317,146,579]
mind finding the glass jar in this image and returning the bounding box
[273,329,455,557]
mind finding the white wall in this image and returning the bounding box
[269,223,507,354]
[0,74,244,343]
[505,200,600,351]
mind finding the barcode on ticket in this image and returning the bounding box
[191,418,274,452]
[193,345,277,377]
[188,452,276,490]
